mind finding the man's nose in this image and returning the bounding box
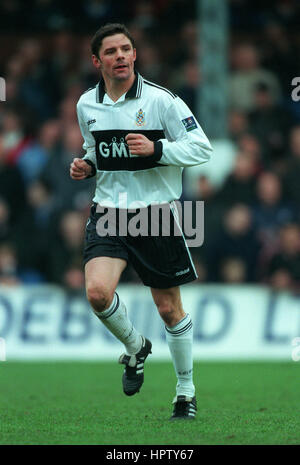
[116,49,125,60]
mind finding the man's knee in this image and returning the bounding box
[86,284,114,312]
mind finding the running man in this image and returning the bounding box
[70,23,212,420]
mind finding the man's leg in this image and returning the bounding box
[85,256,142,355]
[85,256,152,395]
[151,286,196,419]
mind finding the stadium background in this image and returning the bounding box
[0,0,299,445]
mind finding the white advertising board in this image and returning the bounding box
[0,284,299,360]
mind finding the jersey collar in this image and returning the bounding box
[96,72,143,103]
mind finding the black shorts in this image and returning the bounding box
[83,202,197,289]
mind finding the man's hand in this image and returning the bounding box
[125,133,154,157]
[70,158,92,180]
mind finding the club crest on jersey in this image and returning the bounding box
[135,108,145,126]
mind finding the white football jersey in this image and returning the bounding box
[76,72,212,208]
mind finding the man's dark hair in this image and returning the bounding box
[91,23,135,58]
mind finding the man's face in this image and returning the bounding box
[93,33,136,82]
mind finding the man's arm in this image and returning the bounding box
[70,102,97,180]
[126,96,212,166]
[70,157,92,180]
[156,96,212,166]
[125,133,155,156]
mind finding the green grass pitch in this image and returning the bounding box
[0,360,299,445]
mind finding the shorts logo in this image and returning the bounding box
[136,108,145,126]
[175,268,190,276]
[182,116,197,132]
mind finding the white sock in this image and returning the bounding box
[165,313,195,398]
[94,292,143,355]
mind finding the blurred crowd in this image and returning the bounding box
[0,0,300,292]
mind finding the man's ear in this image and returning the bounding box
[92,54,101,69]
[133,48,137,62]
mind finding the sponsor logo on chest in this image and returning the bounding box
[98,137,136,158]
